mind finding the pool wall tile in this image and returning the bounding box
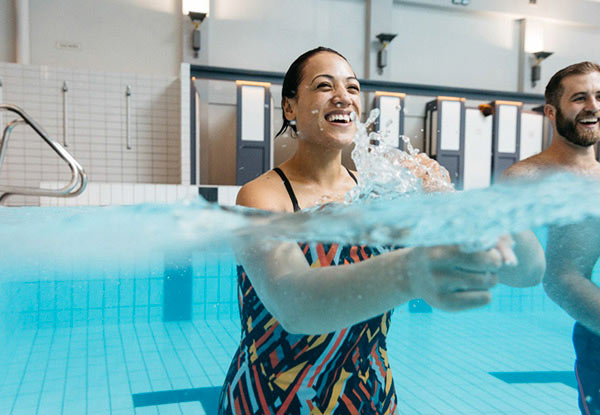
[149,278,162,306]
[2,249,559,330]
[119,279,134,307]
[104,280,120,308]
[134,278,150,307]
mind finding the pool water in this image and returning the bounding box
[0,224,588,415]
[3,172,600,414]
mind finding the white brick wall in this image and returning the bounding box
[0,62,182,206]
[39,182,199,207]
[38,182,240,207]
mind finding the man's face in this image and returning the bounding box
[553,72,600,147]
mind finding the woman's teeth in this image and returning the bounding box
[326,113,350,123]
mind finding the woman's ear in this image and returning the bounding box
[282,97,296,122]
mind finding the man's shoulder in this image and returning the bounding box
[502,155,549,180]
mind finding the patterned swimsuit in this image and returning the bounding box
[218,168,397,414]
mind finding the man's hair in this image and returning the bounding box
[545,61,600,108]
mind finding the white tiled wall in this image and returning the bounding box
[39,182,199,207]
[0,62,182,206]
[38,182,240,207]
[217,185,241,206]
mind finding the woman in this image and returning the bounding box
[218,47,544,414]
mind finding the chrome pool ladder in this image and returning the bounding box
[0,104,87,204]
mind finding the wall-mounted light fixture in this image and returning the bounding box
[183,0,209,58]
[531,51,553,87]
[521,19,553,89]
[375,33,397,74]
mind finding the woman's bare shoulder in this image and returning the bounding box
[236,170,291,212]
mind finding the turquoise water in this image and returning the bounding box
[2,172,600,278]
[2,177,597,414]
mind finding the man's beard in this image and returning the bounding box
[555,107,600,148]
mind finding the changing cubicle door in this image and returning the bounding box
[519,110,544,161]
[425,96,466,189]
[236,81,272,186]
[373,92,406,149]
[491,100,522,181]
[463,107,493,190]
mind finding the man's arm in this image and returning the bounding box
[545,220,600,335]
[497,231,545,287]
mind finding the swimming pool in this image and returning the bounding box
[0,210,585,415]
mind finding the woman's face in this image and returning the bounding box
[283,52,361,149]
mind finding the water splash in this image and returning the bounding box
[241,172,600,252]
[3,172,600,280]
[347,108,452,203]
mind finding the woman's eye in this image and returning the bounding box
[317,83,331,89]
[348,85,360,93]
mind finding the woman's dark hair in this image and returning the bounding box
[275,47,349,138]
[545,61,600,108]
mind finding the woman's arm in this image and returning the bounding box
[234,236,502,335]
[235,179,507,334]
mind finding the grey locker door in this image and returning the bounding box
[491,101,522,181]
[428,98,466,190]
[235,82,272,185]
[373,92,405,149]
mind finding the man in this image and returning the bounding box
[504,61,600,415]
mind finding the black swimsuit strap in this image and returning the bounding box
[273,166,358,212]
[273,167,301,212]
[346,167,358,184]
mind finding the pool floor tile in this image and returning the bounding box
[0,311,582,414]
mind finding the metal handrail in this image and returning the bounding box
[0,104,87,204]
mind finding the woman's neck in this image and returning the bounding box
[284,140,345,186]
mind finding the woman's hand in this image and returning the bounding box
[399,153,453,193]
[404,244,507,311]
